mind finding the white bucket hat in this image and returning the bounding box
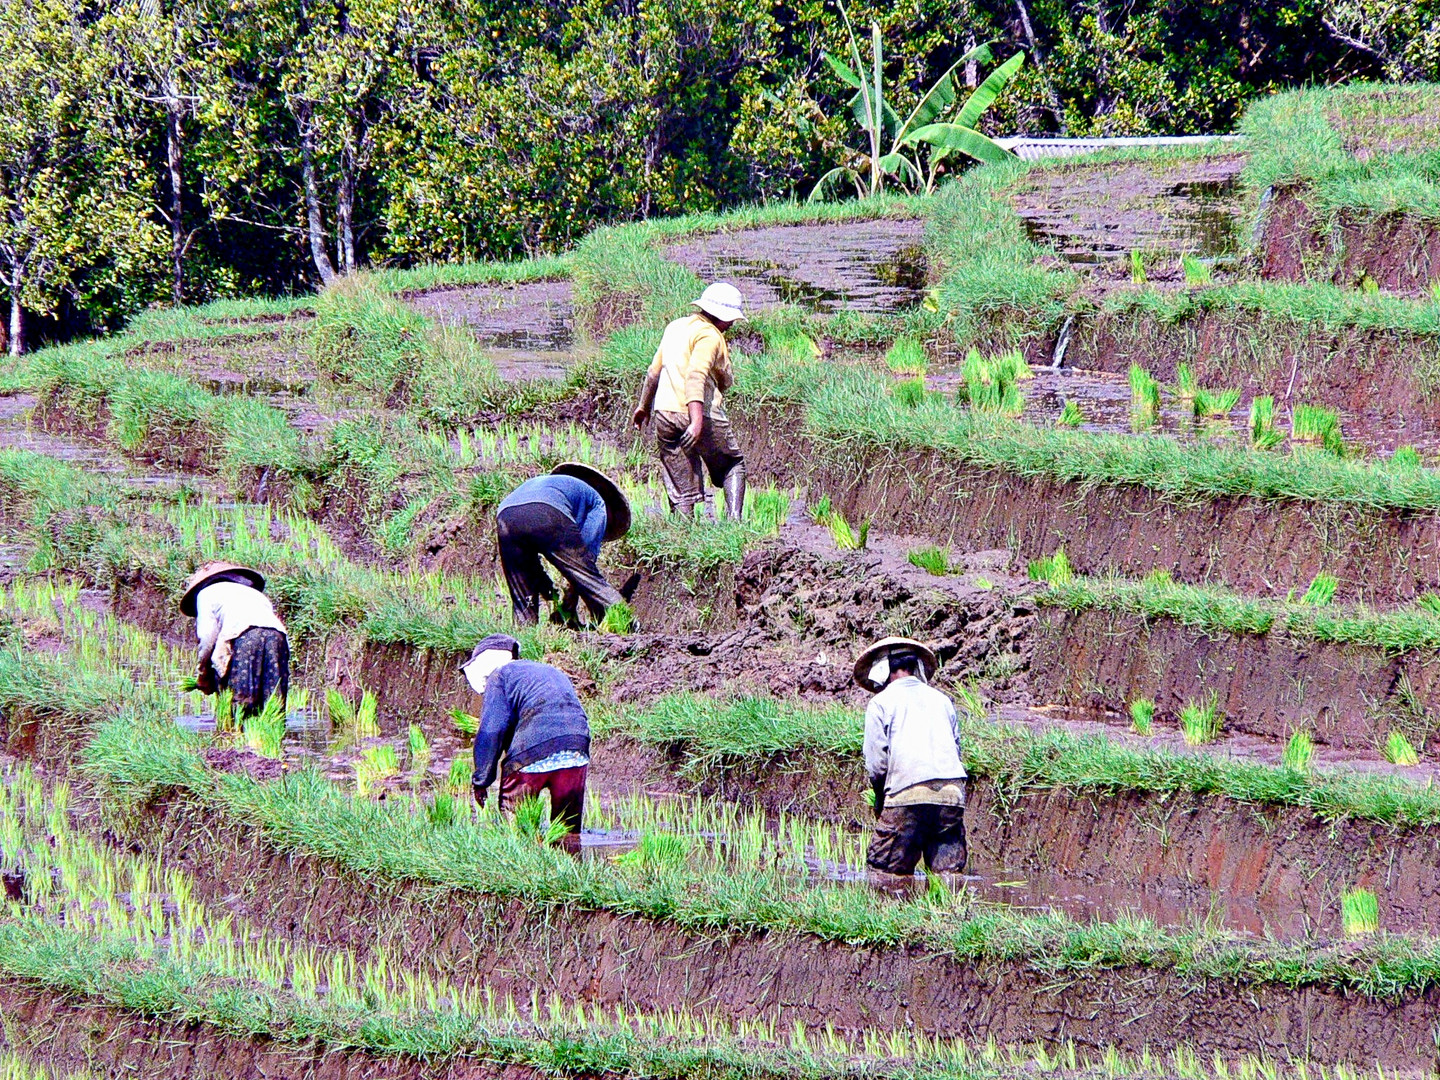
[692,282,745,323]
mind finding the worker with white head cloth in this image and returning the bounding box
[632,281,748,519]
[855,637,968,884]
[462,632,591,852]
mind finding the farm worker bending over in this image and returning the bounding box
[856,637,967,884]
[181,561,289,720]
[463,633,590,853]
[496,463,632,627]
[632,281,747,519]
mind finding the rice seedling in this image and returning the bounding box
[885,336,928,377]
[1341,887,1379,936]
[356,744,401,796]
[961,349,1026,416]
[426,789,460,826]
[1249,396,1283,449]
[1130,249,1146,284]
[807,495,833,525]
[450,708,479,736]
[1418,592,1440,616]
[1359,272,1380,296]
[1181,253,1212,286]
[892,377,927,408]
[1282,729,1314,772]
[1301,572,1338,606]
[242,692,289,759]
[954,682,986,722]
[599,601,635,634]
[1128,364,1161,430]
[1179,692,1223,745]
[408,724,431,788]
[328,688,380,745]
[616,830,691,871]
[1129,698,1155,736]
[1291,404,1344,456]
[1057,400,1083,428]
[447,755,473,793]
[829,512,868,551]
[1173,363,1199,402]
[1384,729,1421,766]
[741,484,790,535]
[907,547,950,575]
[1027,547,1073,586]
[1391,445,1422,468]
[992,349,1033,382]
[1192,387,1241,419]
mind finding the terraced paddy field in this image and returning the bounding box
[10,85,1440,1078]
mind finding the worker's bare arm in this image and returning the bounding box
[632,372,661,427]
[678,399,706,451]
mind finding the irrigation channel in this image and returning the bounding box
[10,137,1440,1075]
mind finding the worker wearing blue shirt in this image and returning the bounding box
[496,463,632,627]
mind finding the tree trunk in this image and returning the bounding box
[167,97,185,304]
[10,287,23,358]
[298,104,337,286]
[965,30,978,88]
[1015,0,1067,133]
[336,168,355,274]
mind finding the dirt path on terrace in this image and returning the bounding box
[408,279,581,382]
[663,218,928,315]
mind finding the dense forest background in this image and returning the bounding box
[3,0,1434,348]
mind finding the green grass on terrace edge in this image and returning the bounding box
[60,692,1440,996]
[1241,83,1440,227]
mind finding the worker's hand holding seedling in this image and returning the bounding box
[195,661,217,696]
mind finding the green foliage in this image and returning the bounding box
[356,744,401,796]
[1173,362,1198,401]
[242,693,289,759]
[1027,547,1073,585]
[1179,692,1223,746]
[1385,729,1421,766]
[1291,404,1344,455]
[1192,387,1240,419]
[907,546,950,575]
[1342,887,1380,937]
[1129,698,1155,736]
[1392,445,1423,468]
[1129,249,1146,284]
[741,484,790,536]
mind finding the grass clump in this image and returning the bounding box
[1129,698,1155,736]
[242,693,291,759]
[1342,887,1380,937]
[599,601,635,635]
[960,349,1026,416]
[1128,364,1161,429]
[892,377,927,408]
[1282,729,1314,772]
[1384,729,1421,766]
[1179,692,1223,746]
[1192,387,1240,419]
[908,547,951,575]
[1028,547,1073,585]
[742,484,791,535]
[885,336,928,376]
[355,744,401,796]
[1291,404,1344,456]
[1180,254,1212,287]
[1129,249,1146,284]
[1392,445,1423,468]
[1301,572,1338,606]
[1057,400,1083,428]
[1249,396,1282,449]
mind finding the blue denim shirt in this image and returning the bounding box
[497,475,608,559]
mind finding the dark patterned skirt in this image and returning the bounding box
[223,627,290,718]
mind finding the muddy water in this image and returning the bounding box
[927,364,1440,461]
[663,219,928,314]
[1014,155,1244,265]
[409,279,582,382]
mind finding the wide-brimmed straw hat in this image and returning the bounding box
[551,462,631,541]
[180,561,266,617]
[692,281,745,324]
[853,637,939,692]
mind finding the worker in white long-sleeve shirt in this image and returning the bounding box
[180,561,289,719]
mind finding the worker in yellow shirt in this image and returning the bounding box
[631,282,746,519]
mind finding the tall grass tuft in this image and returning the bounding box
[1129,364,1161,430]
[1129,698,1155,736]
[1292,404,1344,456]
[1249,396,1282,449]
[885,337,928,377]
[908,547,950,575]
[892,377,927,408]
[1058,400,1083,428]
[1341,887,1379,937]
[1028,547,1074,585]
[1282,729,1314,772]
[1181,253,1212,286]
[1179,692,1223,745]
[1301,572,1338,606]
[1385,729,1421,766]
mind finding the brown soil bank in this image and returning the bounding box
[1043,302,1440,430]
[0,980,544,1080]
[108,792,1440,1070]
[1028,607,1440,754]
[1260,186,1440,298]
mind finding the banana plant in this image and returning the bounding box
[810,3,1024,201]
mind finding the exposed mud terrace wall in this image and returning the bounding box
[0,981,535,1080]
[1260,187,1440,298]
[103,792,1440,1068]
[1041,308,1440,426]
[1028,608,1440,753]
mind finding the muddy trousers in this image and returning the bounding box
[497,502,622,626]
[654,410,746,518]
[222,627,289,720]
[866,803,967,876]
[501,764,587,854]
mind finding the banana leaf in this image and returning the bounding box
[893,41,995,145]
[955,51,1025,130]
[903,123,1015,165]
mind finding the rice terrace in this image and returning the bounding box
[12,0,1440,1074]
